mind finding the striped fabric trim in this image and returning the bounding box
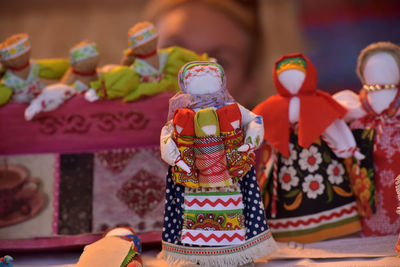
[182,229,246,246]
[268,202,359,232]
[184,194,243,211]
[163,229,274,256]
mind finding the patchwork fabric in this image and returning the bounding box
[182,190,245,246]
[350,114,400,236]
[162,167,277,265]
[194,136,231,187]
[343,129,376,217]
[3,61,41,103]
[262,131,361,243]
[222,129,255,182]
[171,108,198,188]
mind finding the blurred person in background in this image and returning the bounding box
[144,0,262,108]
[144,0,304,108]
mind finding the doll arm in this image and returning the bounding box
[333,90,366,122]
[237,104,264,152]
[37,58,70,80]
[321,119,364,160]
[160,121,191,172]
[0,84,13,106]
[88,66,140,100]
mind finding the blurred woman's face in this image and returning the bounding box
[155,2,257,107]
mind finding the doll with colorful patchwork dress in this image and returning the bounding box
[86,21,208,102]
[0,33,69,106]
[159,61,276,267]
[253,54,364,243]
[333,42,400,236]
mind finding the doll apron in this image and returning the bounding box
[260,129,361,243]
[161,104,276,267]
[349,89,400,236]
[2,61,41,103]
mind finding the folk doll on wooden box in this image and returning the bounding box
[253,53,364,243]
[24,41,98,120]
[333,42,400,236]
[159,61,277,267]
[86,21,208,102]
[0,33,69,107]
[75,227,142,267]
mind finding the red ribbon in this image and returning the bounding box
[71,67,97,77]
[9,61,30,71]
[133,50,157,59]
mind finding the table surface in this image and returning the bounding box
[10,235,400,267]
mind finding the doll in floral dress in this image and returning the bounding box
[333,42,400,236]
[253,54,364,243]
[87,22,208,102]
[160,61,276,267]
[0,33,69,106]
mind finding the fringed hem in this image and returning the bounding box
[159,230,277,267]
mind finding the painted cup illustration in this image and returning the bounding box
[0,164,39,217]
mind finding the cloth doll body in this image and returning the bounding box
[253,54,362,243]
[25,41,100,120]
[0,33,69,106]
[333,42,400,236]
[88,22,208,102]
[159,61,276,267]
[61,41,100,92]
[171,108,198,188]
[75,227,142,267]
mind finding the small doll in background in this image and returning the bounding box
[253,54,364,243]
[0,33,69,107]
[75,227,142,267]
[24,41,99,120]
[160,61,276,267]
[61,40,99,92]
[88,21,208,102]
[333,42,400,236]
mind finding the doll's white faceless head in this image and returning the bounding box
[278,69,306,94]
[185,73,222,95]
[363,52,400,85]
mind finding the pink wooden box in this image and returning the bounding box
[0,92,172,251]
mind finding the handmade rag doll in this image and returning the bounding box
[61,40,99,92]
[88,22,208,102]
[253,54,363,243]
[75,227,142,267]
[160,61,276,267]
[0,33,69,106]
[24,41,100,120]
[333,42,400,236]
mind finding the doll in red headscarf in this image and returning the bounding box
[253,54,364,243]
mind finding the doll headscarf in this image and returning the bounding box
[167,61,235,120]
[253,53,347,157]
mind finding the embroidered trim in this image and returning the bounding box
[184,195,243,210]
[70,42,99,63]
[0,34,30,60]
[161,230,277,267]
[362,83,398,92]
[268,202,358,231]
[128,25,158,49]
[181,229,246,246]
